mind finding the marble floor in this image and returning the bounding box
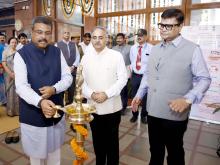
[0,109,219,165]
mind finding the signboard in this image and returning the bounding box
[182,25,220,124]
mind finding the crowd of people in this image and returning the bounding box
[0,8,211,165]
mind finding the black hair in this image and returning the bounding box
[116,33,125,39]
[8,37,18,45]
[83,32,91,38]
[18,33,27,39]
[32,16,53,29]
[0,33,6,37]
[161,8,184,24]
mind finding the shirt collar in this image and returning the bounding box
[137,42,147,48]
[160,34,183,47]
[62,39,69,45]
[91,45,108,55]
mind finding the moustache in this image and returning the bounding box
[38,39,48,43]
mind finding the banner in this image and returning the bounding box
[181,25,220,124]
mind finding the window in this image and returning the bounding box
[98,0,146,13]
[151,0,182,8]
[191,9,220,25]
[192,0,220,4]
[98,14,145,35]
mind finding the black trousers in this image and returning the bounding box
[147,116,188,165]
[90,111,121,165]
[131,72,147,118]
[67,72,76,104]
[120,81,128,109]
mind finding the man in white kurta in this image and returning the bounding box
[81,26,127,165]
[14,16,72,165]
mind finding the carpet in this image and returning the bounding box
[0,107,19,134]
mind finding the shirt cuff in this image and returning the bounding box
[184,94,196,104]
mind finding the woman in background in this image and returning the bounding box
[2,37,19,117]
[0,44,6,106]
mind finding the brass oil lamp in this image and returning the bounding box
[54,65,95,165]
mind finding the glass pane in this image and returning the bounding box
[190,9,220,25]
[98,0,146,13]
[192,0,220,4]
[150,12,162,40]
[98,14,145,46]
[151,0,182,8]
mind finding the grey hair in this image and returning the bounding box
[91,26,108,37]
[32,16,53,29]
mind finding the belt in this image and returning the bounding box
[132,72,143,76]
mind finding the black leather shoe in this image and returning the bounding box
[121,109,126,116]
[141,117,148,124]
[130,116,138,123]
[12,131,19,143]
[5,131,13,144]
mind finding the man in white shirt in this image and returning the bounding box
[14,16,72,165]
[79,32,91,53]
[16,33,27,50]
[81,26,127,165]
[129,29,153,124]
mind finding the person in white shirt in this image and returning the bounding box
[79,32,91,53]
[16,33,27,50]
[81,26,127,165]
[129,29,153,124]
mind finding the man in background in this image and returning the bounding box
[16,33,28,50]
[129,29,152,124]
[0,33,8,48]
[113,33,131,115]
[56,29,80,105]
[79,32,91,54]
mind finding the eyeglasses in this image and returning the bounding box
[157,23,180,31]
[33,30,52,36]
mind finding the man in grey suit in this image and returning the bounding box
[56,29,80,104]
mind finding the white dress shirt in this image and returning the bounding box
[79,41,91,54]
[16,43,24,50]
[130,42,153,75]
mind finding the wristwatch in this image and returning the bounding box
[185,98,192,104]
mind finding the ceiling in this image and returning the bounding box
[0,0,14,10]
